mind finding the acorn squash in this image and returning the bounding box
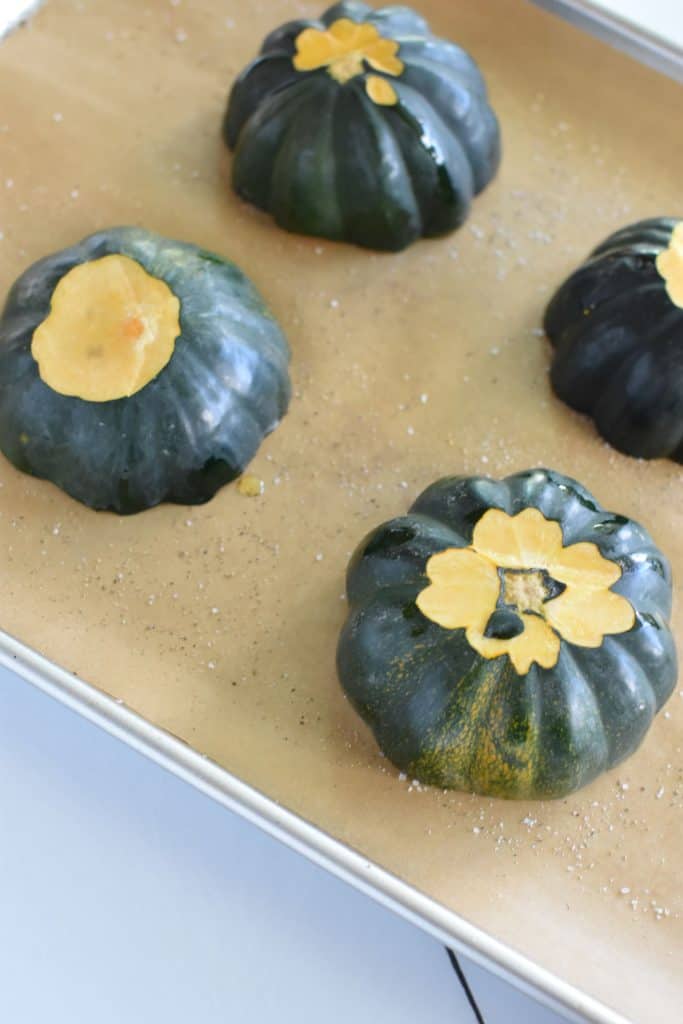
[545,217,683,460]
[223,1,501,251]
[0,227,291,513]
[337,468,676,799]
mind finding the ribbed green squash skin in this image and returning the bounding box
[224,1,501,251]
[337,469,676,799]
[0,227,291,514]
[544,217,683,461]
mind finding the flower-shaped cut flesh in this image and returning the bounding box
[293,18,403,105]
[416,508,635,674]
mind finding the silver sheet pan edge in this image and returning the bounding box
[0,628,628,1024]
[531,0,683,82]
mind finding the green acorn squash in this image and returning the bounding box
[337,468,676,799]
[223,1,501,251]
[0,227,290,514]
[544,217,683,460]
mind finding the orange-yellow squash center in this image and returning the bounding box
[656,221,683,309]
[31,254,181,402]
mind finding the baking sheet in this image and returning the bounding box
[0,2,681,1021]
[533,0,683,82]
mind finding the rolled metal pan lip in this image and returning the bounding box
[531,0,683,83]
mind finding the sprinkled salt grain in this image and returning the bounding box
[175,27,188,42]
[211,607,219,615]
[329,298,339,308]
[620,886,631,895]
[314,245,324,255]
[5,179,13,189]
[472,827,481,834]
[207,661,215,670]
[53,112,63,123]
[398,772,407,782]
[531,327,544,337]
[185,519,193,526]
[70,188,79,199]
[406,426,415,436]
[399,481,408,489]
[315,552,324,562]
[656,787,665,799]
[52,524,61,535]
[420,393,428,404]
[490,346,500,356]
[481,455,489,464]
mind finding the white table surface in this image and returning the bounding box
[0,667,567,1024]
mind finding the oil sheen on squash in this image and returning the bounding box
[544,217,683,461]
[337,469,676,799]
[31,254,181,402]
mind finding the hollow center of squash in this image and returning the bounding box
[31,254,181,402]
[501,568,551,615]
[656,222,683,309]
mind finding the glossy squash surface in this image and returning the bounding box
[337,468,676,799]
[0,227,291,513]
[224,1,501,251]
[545,217,683,461]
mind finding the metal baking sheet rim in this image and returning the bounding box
[531,0,683,81]
[1,627,629,1024]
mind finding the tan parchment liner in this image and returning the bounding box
[0,2,681,1020]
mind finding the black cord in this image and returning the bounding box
[446,948,486,1024]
